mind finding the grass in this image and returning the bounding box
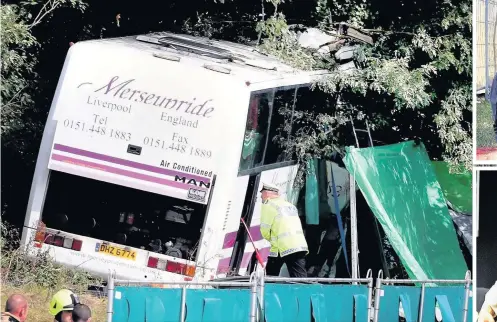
[0,223,107,322]
[476,99,497,148]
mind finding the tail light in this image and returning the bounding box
[33,224,83,251]
[53,236,64,247]
[147,256,196,277]
[147,256,159,268]
[72,239,83,251]
[166,261,186,274]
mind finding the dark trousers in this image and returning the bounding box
[266,251,307,278]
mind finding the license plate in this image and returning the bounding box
[95,243,136,261]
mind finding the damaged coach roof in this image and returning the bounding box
[75,32,329,85]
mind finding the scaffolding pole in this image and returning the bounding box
[349,116,360,280]
[350,175,358,280]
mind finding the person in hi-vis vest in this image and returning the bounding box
[260,182,308,277]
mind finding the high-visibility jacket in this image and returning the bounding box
[260,197,308,258]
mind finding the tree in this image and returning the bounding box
[256,0,472,172]
[1,1,86,227]
[1,0,86,147]
[1,4,37,141]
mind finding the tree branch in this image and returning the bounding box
[2,86,27,110]
[29,0,63,29]
[256,0,265,45]
[30,0,52,28]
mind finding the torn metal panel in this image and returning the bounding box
[335,45,360,62]
[337,23,374,45]
[296,27,340,55]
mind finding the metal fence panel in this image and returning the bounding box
[106,271,471,322]
[112,287,181,321]
[185,289,251,322]
[112,287,252,322]
[373,274,473,322]
[476,0,497,93]
[377,286,422,322]
[421,286,467,322]
[264,284,370,322]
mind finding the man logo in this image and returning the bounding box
[175,175,211,189]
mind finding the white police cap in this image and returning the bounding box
[260,182,280,193]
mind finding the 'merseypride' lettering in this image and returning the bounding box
[93,76,215,118]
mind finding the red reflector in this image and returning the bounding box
[166,261,187,275]
[72,239,83,251]
[148,257,158,268]
[53,236,64,247]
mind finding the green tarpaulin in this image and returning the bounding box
[431,161,472,214]
[343,141,467,280]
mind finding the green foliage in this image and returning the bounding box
[313,0,332,29]
[1,0,86,142]
[434,85,472,168]
[319,56,434,110]
[1,5,37,138]
[256,12,288,42]
[257,14,318,70]
[256,0,472,172]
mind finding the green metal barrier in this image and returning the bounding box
[112,287,253,322]
[106,270,471,322]
[264,284,370,321]
[107,273,259,322]
[262,273,373,322]
[373,271,472,322]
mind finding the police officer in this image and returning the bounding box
[260,182,308,278]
